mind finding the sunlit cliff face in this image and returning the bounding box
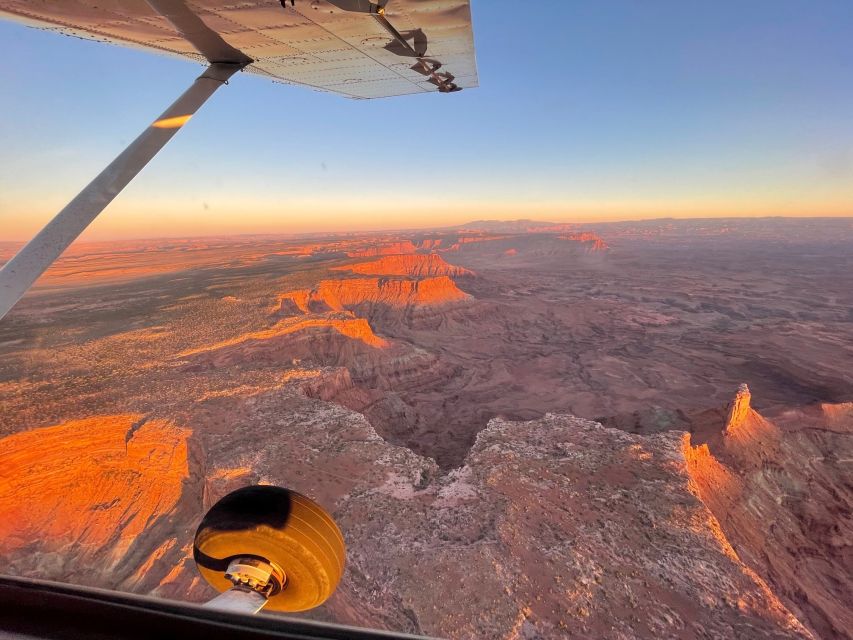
[347,241,419,258]
[316,279,455,314]
[724,383,752,436]
[334,254,475,278]
[683,390,853,639]
[179,315,390,355]
[558,233,609,252]
[682,437,743,552]
[306,276,469,311]
[0,415,191,571]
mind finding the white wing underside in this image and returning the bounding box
[0,0,478,99]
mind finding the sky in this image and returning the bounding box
[1,0,853,241]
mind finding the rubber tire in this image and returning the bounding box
[193,485,345,612]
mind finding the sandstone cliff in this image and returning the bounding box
[558,232,610,251]
[0,389,825,639]
[335,254,475,278]
[275,276,470,316]
[348,242,418,258]
[686,386,852,639]
[182,314,388,353]
[0,415,199,591]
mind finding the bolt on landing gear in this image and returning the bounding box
[193,485,346,614]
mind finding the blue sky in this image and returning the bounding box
[1,1,852,239]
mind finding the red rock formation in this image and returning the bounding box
[558,232,609,251]
[295,367,355,401]
[722,383,782,463]
[821,402,853,431]
[275,277,469,317]
[724,382,752,433]
[334,254,474,278]
[275,289,312,315]
[685,386,853,639]
[454,234,510,245]
[0,415,194,588]
[347,241,418,258]
[180,315,390,356]
[437,234,514,252]
[316,277,469,309]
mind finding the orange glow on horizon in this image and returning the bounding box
[1,195,851,242]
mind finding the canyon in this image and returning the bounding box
[0,217,851,638]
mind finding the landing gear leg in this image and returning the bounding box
[202,557,284,614]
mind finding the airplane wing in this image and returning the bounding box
[0,0,478,99]
[0,0,479,319]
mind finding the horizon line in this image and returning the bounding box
[1,214,851,245]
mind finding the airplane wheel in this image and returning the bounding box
[193,485,345,612]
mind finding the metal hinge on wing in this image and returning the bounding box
[283,1,388,14]
[281,0,461,93]
[411,59,461,93]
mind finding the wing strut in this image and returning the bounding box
[0,62,244,321]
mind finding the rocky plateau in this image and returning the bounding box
[0,218,851,638]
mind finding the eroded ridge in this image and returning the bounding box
[685,385,853,639]
[274,276,470,316]
[179,315,390,357]
[0,415,194,589]
[333,254,475,278]
[347,241,419,258]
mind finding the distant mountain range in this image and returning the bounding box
[450,217,853,244]
[447,219,571,233]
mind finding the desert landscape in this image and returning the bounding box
[0,217,851,639]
